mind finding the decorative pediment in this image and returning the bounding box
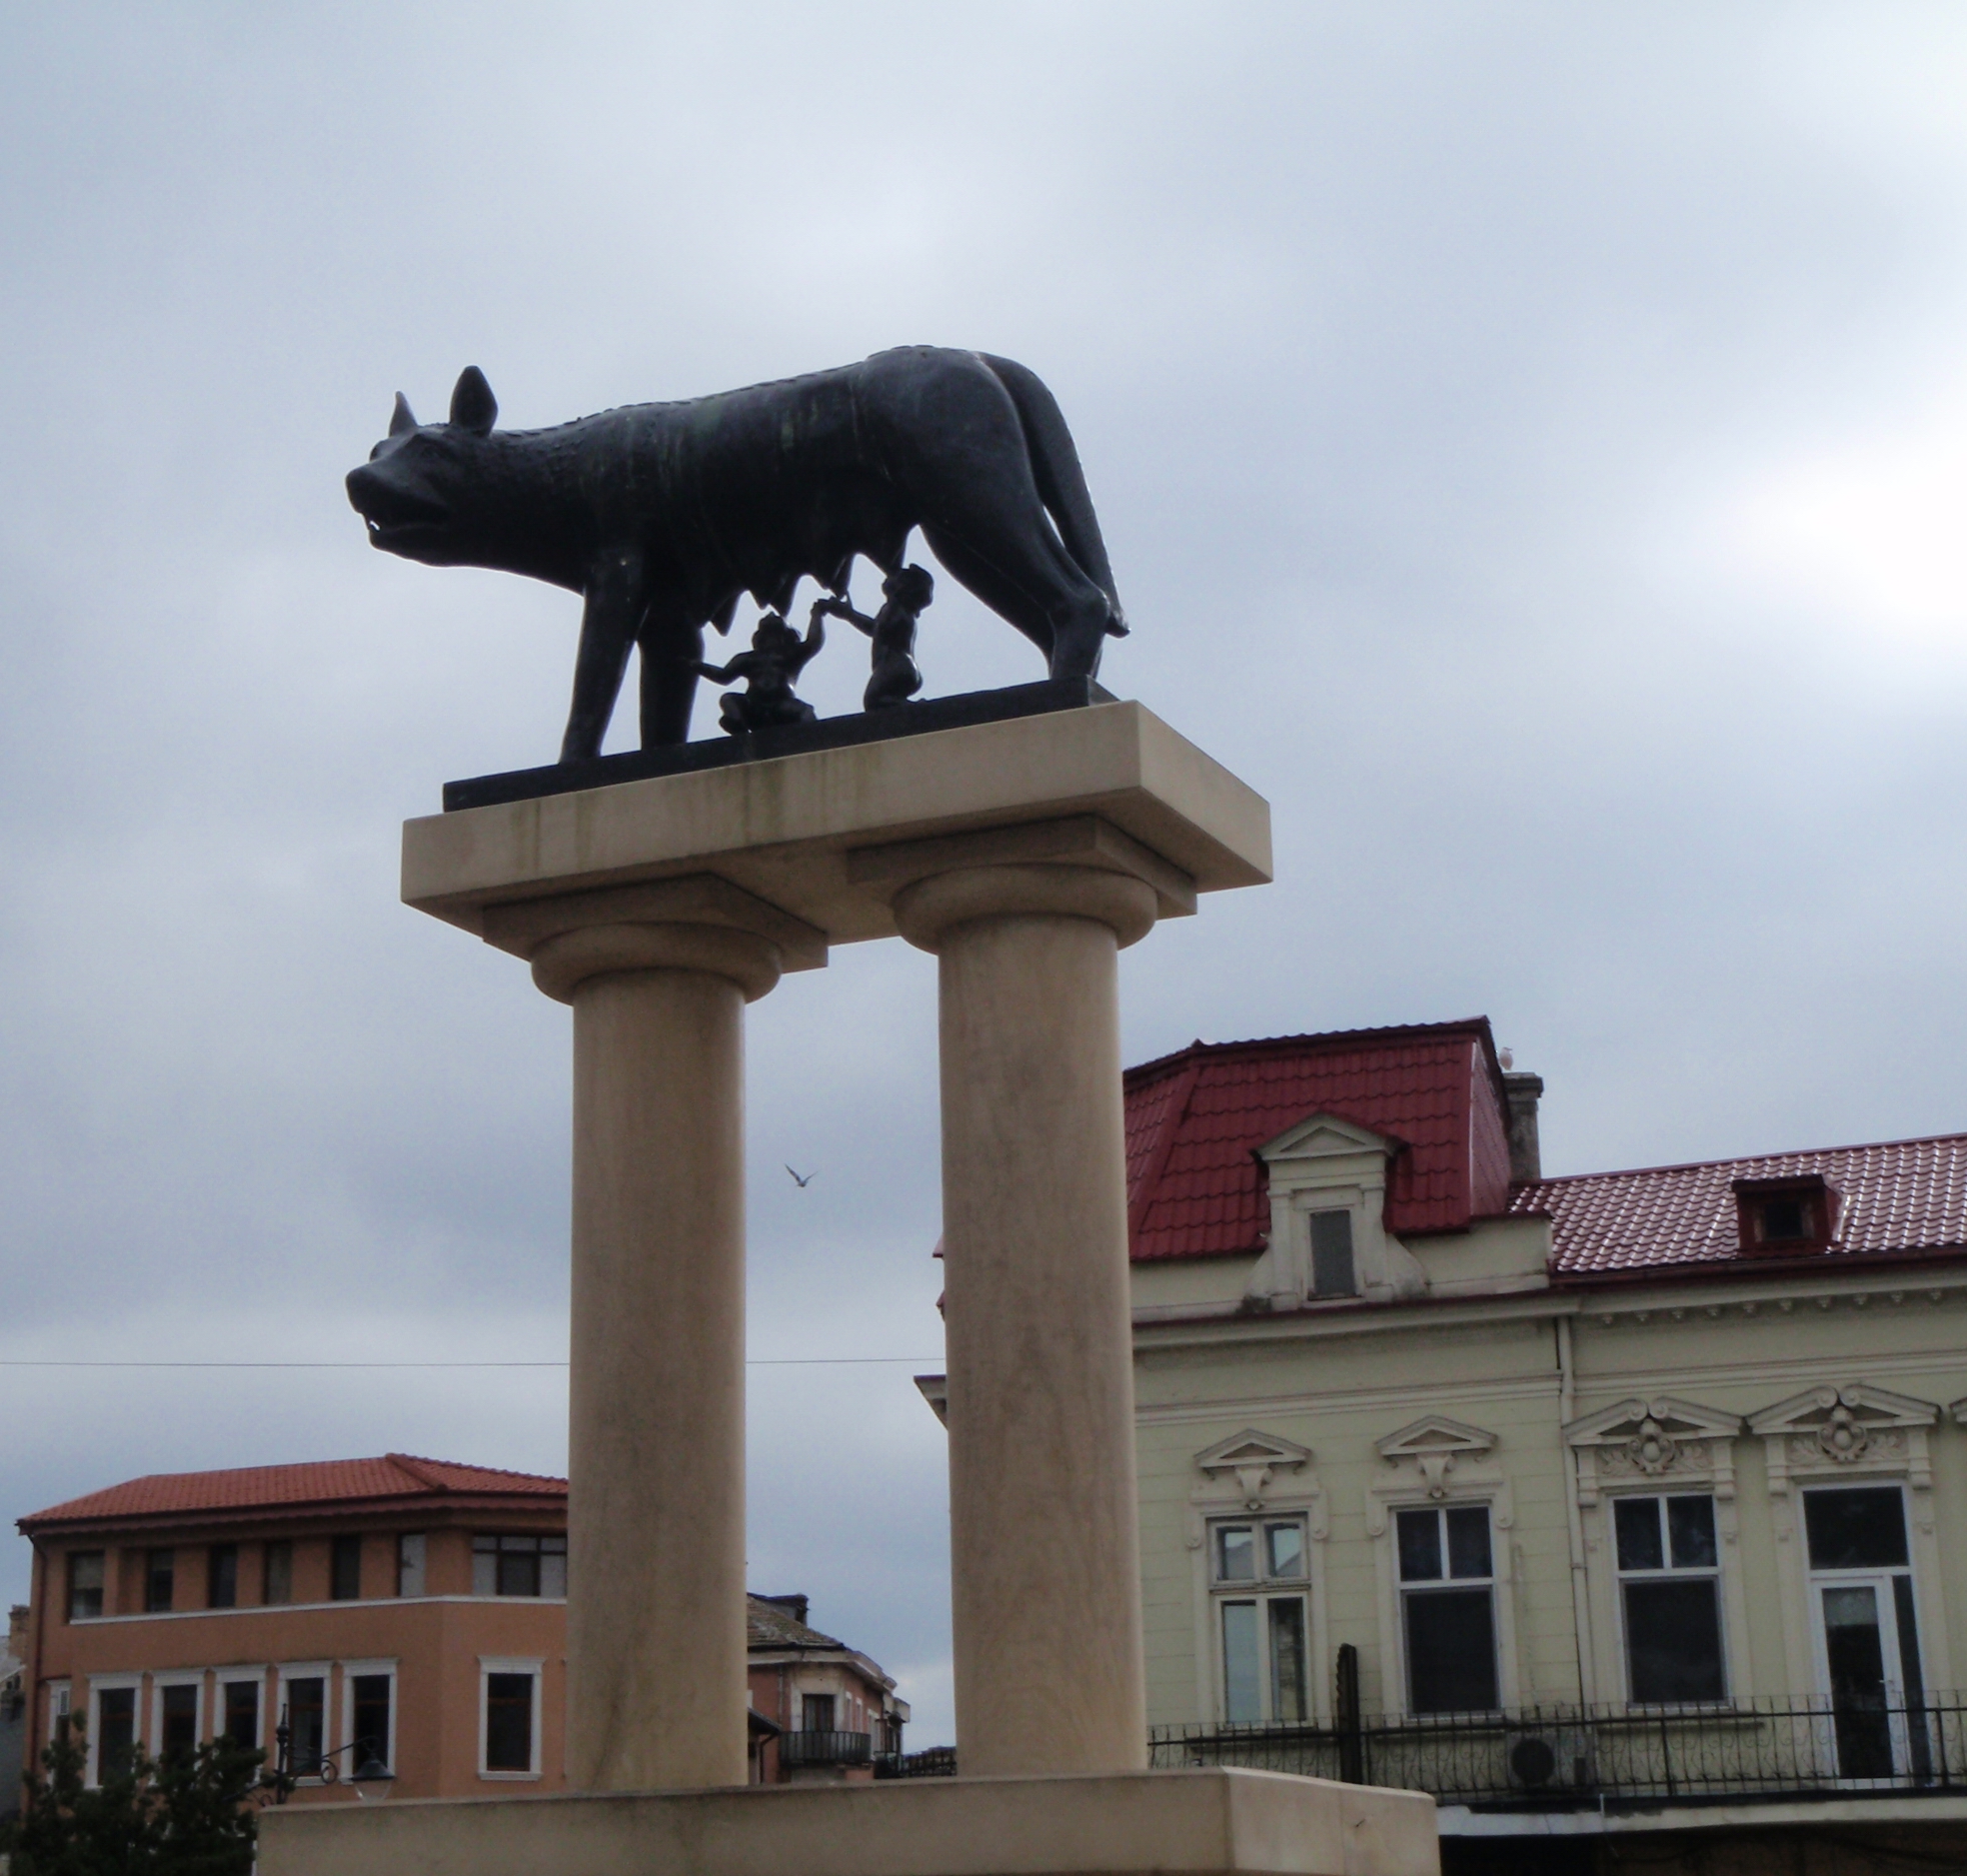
[1374,1415,1497,1501]
[1566,1395,1745,1446]
[1193,1429,1311,1509]
[1564,1396,1744,1503]
[1748,1382,1939,1494]
[1257,1112,1400,1164]
[1377,1414,1497,1460]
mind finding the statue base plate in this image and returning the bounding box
[257,1767,1439,1876]
[444,678,1115,812]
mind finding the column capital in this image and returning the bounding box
[476,874,825,1003]
[893,864,1160,954]
[530,922,782,1003]
[855,816,1190,955]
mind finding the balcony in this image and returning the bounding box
[778,1729,873,1770]
[1151,1693,1967,1808]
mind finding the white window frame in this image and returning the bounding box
[397,1533,427,1598]
[478,1655,544,1779]
[85,1672,144,1787]
[1606,1489,1730,1708]
[1205,1513,1313,1725]
[275,1661,333,1784]
[214,1666,268,1751]
[1391,1500,1502,1717]
[46,1679,72,1742]
[150,1670,205,1756]
[339,1657,399,1773]
[1800,1480,1929,1780]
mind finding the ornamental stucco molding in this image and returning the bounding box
[1583,1280,1963,1332]
[1562,1395,1745,1508]
[1746,1381,1939,1512]
[1366,1415,1508,1533]
[1189,1428,1315,1516]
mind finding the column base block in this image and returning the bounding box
[257,1768,1438,1876]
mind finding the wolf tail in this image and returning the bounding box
[981,354,1127,636]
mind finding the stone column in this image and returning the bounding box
[483,886,820,1794]
[892,857,1164,1779]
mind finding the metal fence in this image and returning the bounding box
[1150,1692,1967,1805]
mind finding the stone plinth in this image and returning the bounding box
[402,701,1271,1792]
[259,1767,1439,1876]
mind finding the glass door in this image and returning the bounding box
[1804,1485,1927,1785]
[1818,1578,1902,1780]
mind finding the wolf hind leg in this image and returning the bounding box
[921,515,1112,683]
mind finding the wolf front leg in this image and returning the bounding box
[561,554,647,764]
[639,618,705,749]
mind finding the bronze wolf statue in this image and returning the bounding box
[345,347,1124,761]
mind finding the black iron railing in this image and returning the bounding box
[779,1729,873,1769]
[874,1745,958,1779]
[1151,1692,1967,1806]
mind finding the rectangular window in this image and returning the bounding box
[263,1541,293,1605]
[144,1548,174,1613]
[1397,1504,1498,1714]
[67,1551,105,1622]
[1614,1494,1725,1704]
[350,1674,392,1771]
[803,1692,837,1733]
[1211,1516,1310,1723]
[1308,1210,1356,1297]
[484,1672,536,1773]
[473,1533,568,1597]
[397,1533,427,1598]
[159,1684,198,1761]
[284,1676,325,1774]
[96,1686,137,1781]
[1805,1486,1909,1570]
[222,1679,259,1748]
[208,1543,239,1609]
[331,1535,363,1601]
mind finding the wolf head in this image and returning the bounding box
[345,367,503,568]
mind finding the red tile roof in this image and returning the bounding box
[1515,1133,1967,1278]
[1125,1020,1512,1259]
[19,1454,566,1532]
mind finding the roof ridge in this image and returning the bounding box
[1518,1129,1967,1189]
[1124,1017,1494,1083]
[388,1452,569,1487]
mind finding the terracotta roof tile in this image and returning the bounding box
[19,1453,565,1531]
[1513,1133,1967,1277]
[1125,1020,1510,1260]
[746,1596,845,1650]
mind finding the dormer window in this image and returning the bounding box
[1732,1174,1834,1255]
[1308,1210,1356,1297]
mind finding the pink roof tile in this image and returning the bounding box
[1125,1020,1511,1259]
[20,1453,565,1531]
[1514,1134,1967,1278]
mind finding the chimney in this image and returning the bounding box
[6,1603,26,1662]
[1503,1071,1543,1182]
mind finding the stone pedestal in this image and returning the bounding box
[260,1765,1441,1876]
[360,701,1443,1876]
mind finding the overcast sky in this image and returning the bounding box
[3,4,1964,1744]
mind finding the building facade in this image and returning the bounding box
[1115,1020,1967,1871]
[16,1454,906,1802]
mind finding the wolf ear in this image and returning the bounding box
[388,392,419,438]
[449,366,498,435]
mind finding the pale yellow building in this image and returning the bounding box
[927,1017,1967,1874]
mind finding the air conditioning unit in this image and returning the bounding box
[1506,1726,1597,1793]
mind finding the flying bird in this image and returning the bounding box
[785,1165,818,1188]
